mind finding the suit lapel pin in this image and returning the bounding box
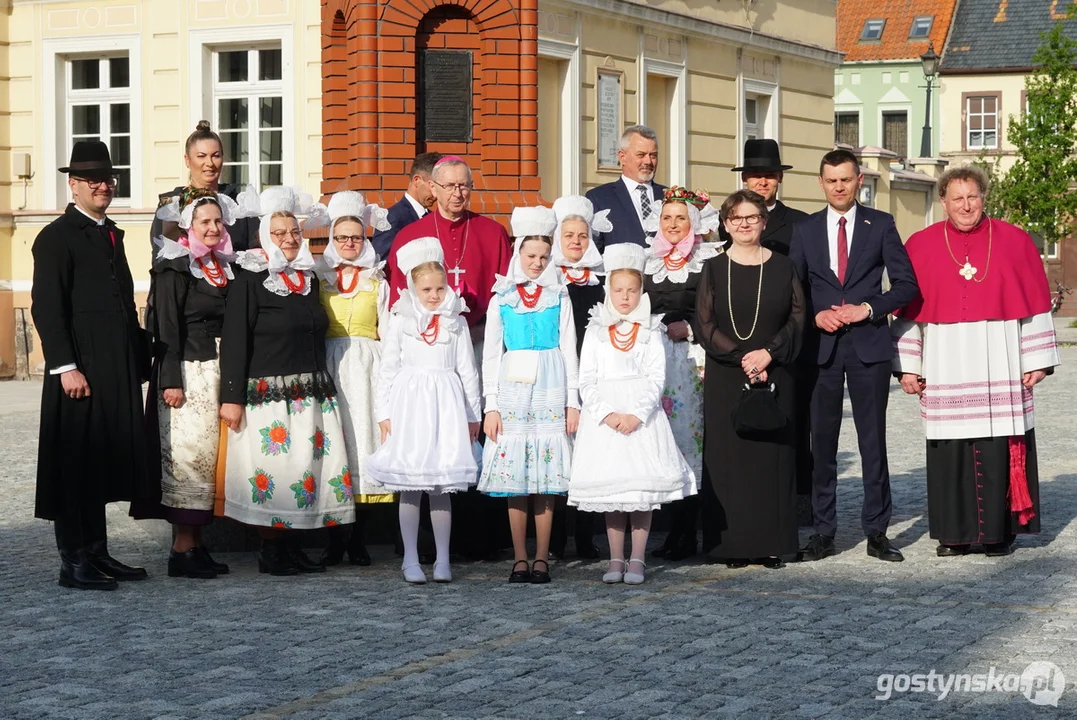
[863,219,872,225]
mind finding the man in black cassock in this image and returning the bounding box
[32,141,153,590]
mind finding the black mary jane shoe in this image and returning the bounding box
[508,560,532,583]
[287,539,327,574]
[196,546,229,575]
[759,556,784,569]
[936,544,970,557]
[168,548,217,579]
[530,559,552,584]
[59,549,118,591]
[725,559,749,569]
[258,538,299,576]
[86,541,148,581]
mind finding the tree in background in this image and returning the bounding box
[975,18,1077,256]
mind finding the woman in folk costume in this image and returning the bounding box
[479,206,579,584]
[219,186,354,575]
[547,195,611,561]
[642,186,721,561]
[366,238,482,583]
[314,191,393,568]
[569,244,696,585]
[136,191,239,579]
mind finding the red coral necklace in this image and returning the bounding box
[197,252,228,287]
[609,322,641,352]
[516,283,543,308]
[560,266,591,285]
[420,315,440,345]
[336,266,359,294]
[279,270,307,294]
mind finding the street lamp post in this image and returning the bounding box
[919,42,940,158]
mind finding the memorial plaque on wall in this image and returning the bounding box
[596,69,623,169]
[419,50,473,143]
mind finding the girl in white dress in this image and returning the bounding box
[569,244,696,585]
[479,206,579,585]
[365,237,482,584]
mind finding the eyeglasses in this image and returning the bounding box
[270,229,303,240]
[433,181,474,195]
[727,214,763,226]
[333,235,364,245]
[74,176,118,189]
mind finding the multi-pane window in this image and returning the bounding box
[213,46,284,189]
[966,96,999,150]
[834,112,860,147]
[882,111,908,157]
[67,56,131,199]
[861,19,885,41]
[909,16,933,39]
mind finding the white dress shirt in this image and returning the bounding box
[403,191,427,220]
[825,203,857,277]
[620,175,658,225]
[51,204,108,375]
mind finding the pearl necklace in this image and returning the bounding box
[727,245,763,341]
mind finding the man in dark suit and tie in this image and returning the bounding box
[790,149,918,563]
[370,151,442,261]
[585,125,667,249]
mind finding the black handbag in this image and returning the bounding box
[730,381,787,435]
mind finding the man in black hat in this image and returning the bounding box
[721,139,809,254]
[31,140,154,590]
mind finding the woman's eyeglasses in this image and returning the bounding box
[270,229,303,240]
[333,235,364,245]
[727,214,763,226]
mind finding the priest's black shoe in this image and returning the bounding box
[759,557,784,569]
[797,534,836,562]
[936,544,969,557]
[287,538,327,573]
[984,541,1015,557]
[725,559,749,569]
[59,549,118,591]
[258,538,299,576]
[650,529,682,559]
[866,533,904,562]
[86,541,148,581]
[168,548,217,579]
[196,546,229,574]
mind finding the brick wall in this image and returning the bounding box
[321,0,543,228]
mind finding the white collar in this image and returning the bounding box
[394,287,468,344]
[827,203,858,227]
[404,191,427,219]
[620,175,652,195]
[766,202,777,212]
[74,204,107,226]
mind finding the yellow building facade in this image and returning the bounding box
[0,0,840,377]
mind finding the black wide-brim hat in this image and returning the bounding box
[59,140,115,178]
[731,139,793,173]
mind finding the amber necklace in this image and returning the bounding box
[420,315,440,345]
[516,283,543,308]
[944,218,993,283]
[197,252,228,287]
[609,322,641,352]
[727,244,764,341]
[561,266,591,285]
[336,266,359,294]
[279,270,307,294]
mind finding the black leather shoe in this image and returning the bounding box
[759,557,784,569]
[508,560,531,583]
[576,541,600,560]
[168,548,217,579]
[866,533,905,562]
[725,559,749,569]
[258,539,299,576]
[59,549,118,591]
[320,536,346,566]
[985,542,1015,557]
[348,543,372,567]
[86,541,148,581]
[936,544,969,557]
[196,546,229,575]
[530,559,551,584]
[287,539,327,573]
[651,529,682,559]
[797,534,836,562]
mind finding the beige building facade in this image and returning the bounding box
[0,0,840,377]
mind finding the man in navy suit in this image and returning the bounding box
[585,125,667,249]
[370,151,442,261]
[790,149,918,563]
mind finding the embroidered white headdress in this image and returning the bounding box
[550,195,609,280]
[234,185,327,295]
[153,193,241,283]
[395,236,467,341]
[594,243,652,332]
[322,191,391,269]
[500,206,561,289]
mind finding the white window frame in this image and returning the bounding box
[66,56,133,200]
[639,56,688,186]
[737,77,780,189]
[212,46,284,190]
[538,36,581,196]
[189,26,294,190]
[966,95,999,151]
[41,34,142,210]
[909,16,934,39]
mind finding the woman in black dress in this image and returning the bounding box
[696,190,805,568]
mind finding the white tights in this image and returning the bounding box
[399,491,451,566]
[605,511,652,564]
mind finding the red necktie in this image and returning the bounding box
[836,216,848,284]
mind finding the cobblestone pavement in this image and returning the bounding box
[3,350,1077,719]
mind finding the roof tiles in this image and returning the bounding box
[837,0,958,62]
[941,0,1077,72]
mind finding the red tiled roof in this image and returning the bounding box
[837,0,958,62]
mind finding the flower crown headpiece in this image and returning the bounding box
[663,185,710,209]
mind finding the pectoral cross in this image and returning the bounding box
[959,260,978,280]
[448,264,466,290]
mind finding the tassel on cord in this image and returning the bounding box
[1007,435,1036,526]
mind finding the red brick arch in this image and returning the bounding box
[321,0,542,222]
